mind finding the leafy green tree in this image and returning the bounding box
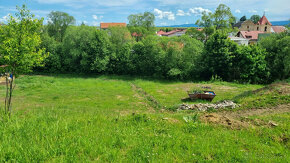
[128,12,155,30]
[131,36,164,76]
[240,15,247,21]
[128,26,154,42]
[0,5,48,115]
[212,4,236,30]
[233,45,269,83]
[202,30,238,80]
[62,26,112,73]
[250,15,261,24]
[39,32,62,72]
[195,12,215,42]
[259,31,290,81]
[185,28,205,41]
[47,11,75,41]
[107,26,134,74]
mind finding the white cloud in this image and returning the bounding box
[248,9,258,13]
[176,9,190,16]
[154,8,175,20]
[92,15,98,20]
[92,15,103,20]
[189,7,211,16]
[235,9,241,13]
[35,0,140,7]
[0,14,10,23]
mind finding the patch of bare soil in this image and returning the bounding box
[201,104,290,129]
[253,82,290,95]
[200,113,250,129]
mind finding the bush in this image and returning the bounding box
[259,31,290,82]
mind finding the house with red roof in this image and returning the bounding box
[100,23,126,30]
[236,15,287,44]
[239,15,272,33]
[237,31,266,44]
[157,29,187,37]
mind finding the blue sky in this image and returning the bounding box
[0,0,289,26]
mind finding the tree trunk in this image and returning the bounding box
[4,73,14,117]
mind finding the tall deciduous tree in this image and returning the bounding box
[127,12,155,30]
[0,5,48,116]
[202,30,238,80]
[185,28,205,41]
[47,11,75,41]
[195,12,215,42]
[250,15,261,24]
[213,4,236,30]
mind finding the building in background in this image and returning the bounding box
[236,15,287,44]
[100,23,126,30]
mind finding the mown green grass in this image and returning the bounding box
[0,75,289,162]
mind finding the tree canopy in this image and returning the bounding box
[47,11,75,41]
[240,15,247,21]
[127,12,155,30]
[0,5,48,115]
[250,15,261,24]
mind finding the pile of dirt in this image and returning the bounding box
[200,113,249,129]
[178,100,240,111]
[200,104,290,129]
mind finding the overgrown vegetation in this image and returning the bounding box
[28,4,289,84]
[0,75,288,161]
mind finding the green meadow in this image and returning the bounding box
[0,75,289,162]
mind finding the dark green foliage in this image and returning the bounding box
[201,30,270,83]
[240,16,247,21]
[39,32,62,72]
[202,30,238,80]
[62,26,112,73]
[185,28,205,41]
[259,31,290,81]
[107,26,133,74]
[233,45,269,83]
[250,15,261,24]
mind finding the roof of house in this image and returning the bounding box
[100,23,126,29]
[233,21,244,28]
[157,30,166,35]
[271,26,286,33]
[257,16,272,25]
[162,29,186,36]
[238,31,266,40]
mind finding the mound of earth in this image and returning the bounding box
[200,113,249,129]
[253,82,290,95]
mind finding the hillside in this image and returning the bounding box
[0,75,289,162]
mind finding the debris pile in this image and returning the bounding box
[178,100,240,111]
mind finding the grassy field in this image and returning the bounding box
[0,75,289,162]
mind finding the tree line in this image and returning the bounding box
[1,4,290,85]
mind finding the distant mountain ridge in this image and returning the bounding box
[158,20,289,28]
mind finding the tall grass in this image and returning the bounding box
[0,75,288,162]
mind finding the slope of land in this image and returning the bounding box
[0,75,289,162]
